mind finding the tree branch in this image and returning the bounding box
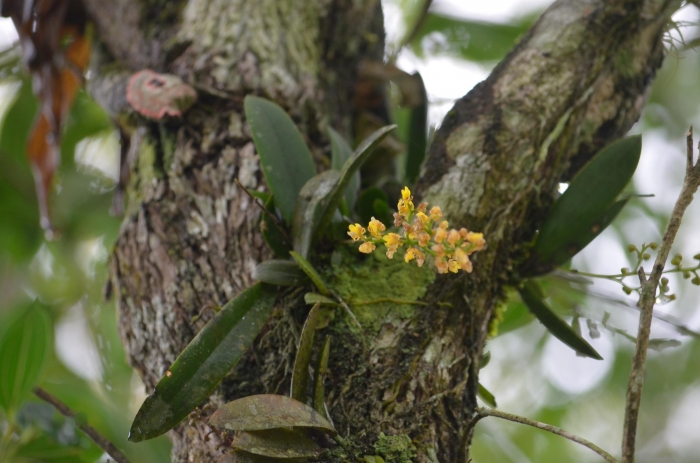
[466,407,618,463]
[33,387,132,463]
[621,127,700,462]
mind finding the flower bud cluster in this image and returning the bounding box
[347,187,486,273]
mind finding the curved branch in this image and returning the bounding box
[467,407,618,463]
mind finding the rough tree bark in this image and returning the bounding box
[85,0,680,461]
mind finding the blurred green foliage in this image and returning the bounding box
[0,76,170,461]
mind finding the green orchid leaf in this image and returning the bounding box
[518,280,602,360]
[477,382,497,408]
[403,72,428,185]
[0,301,52,414]
[244,96,317,223]
[292,169,341,258]
[209,394,336,435]
[317,125,396,230]
[410,13,534,62]
[329,127,359,213]
[253,260,307,287]
[291,303,322,402]
[292,126,396,257]
[530,199,629,275]
[261,195,292,258]
[529,136,641,274]
[313,336,331,419]
[290,251,330,296]
[232,429,323,459]
[129,283,276,442]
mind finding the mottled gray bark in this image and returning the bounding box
[86,0,679,461]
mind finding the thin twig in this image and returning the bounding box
[33,387,131,463]
[233,178,291,242]
[621,126,700,463]
[465,407,618,463]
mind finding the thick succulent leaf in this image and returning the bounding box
[209,394,336,435]
[0,301,52,414]
[403,72,428,185]
[292,170,341,258]
[329,127,359,213]
[290,251,330,296]
[531,136,641,271]
[261,195,291,258]
[529,199,629,275]
[129,283,276,442]
[253,260,308,286]
[410,13,534,62]
[477,382,497,408]
[315,125,396,233]
[292,126,396,257]
[518,281,602,360]
[233,429,322,459]
[291,303,322,402]
[244,96,317,223]
[313,336,331,419]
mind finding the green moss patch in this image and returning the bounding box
[330,247,435,334]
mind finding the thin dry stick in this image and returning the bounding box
[621,127,700,463]
[465,407,617,463]
[33,387,131,463]
[233,178,291,242]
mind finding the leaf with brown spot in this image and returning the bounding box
[209,394,336,435]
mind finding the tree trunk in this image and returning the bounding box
[85,0,679,461]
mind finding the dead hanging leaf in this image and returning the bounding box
[232,429,323,459]
[208,394,336,436]
[2,0,90,236]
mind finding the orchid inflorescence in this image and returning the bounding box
[347,187,486,274]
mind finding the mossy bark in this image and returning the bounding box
[85,0,679,461]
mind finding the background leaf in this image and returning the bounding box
[244,96,317,223]
[0,301,52,415]
[410,13,534,62]
[129,283,276,442]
